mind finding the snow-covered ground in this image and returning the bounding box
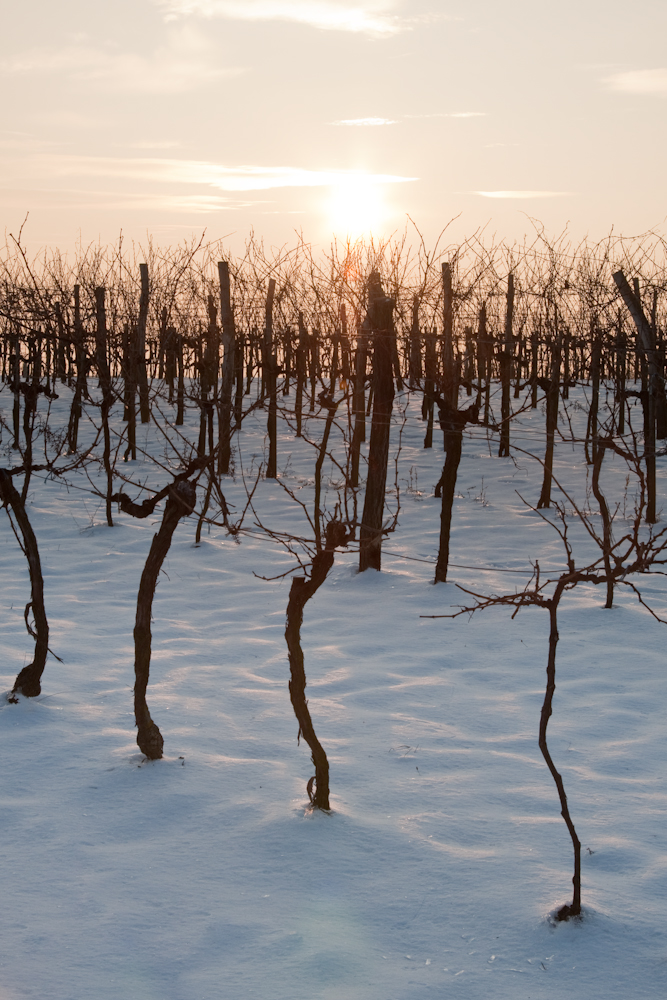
[1,382,666,999]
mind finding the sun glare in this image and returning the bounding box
[327,175,385,238]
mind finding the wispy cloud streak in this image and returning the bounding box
[475,190,568,199]
[0,30,241,94]
[604,69,667,95]
[26,154,416,191]
[332,117,398,126]
[154,0,402,35]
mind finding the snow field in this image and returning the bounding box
[0,384,666,999]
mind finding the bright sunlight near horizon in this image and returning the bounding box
[326,174,386,239]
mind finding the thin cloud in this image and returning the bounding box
[403,12,460,24]
[124,141,183,150]
[332,117,398,126]
[32,154,417,191]
[404,112,487,119]
[94,193,256,212]
[154,0,402,35]
[475,190,568,199]
[0,187,255,213]
[331,112,485,126]
[0,30,242,94]
[604,68,667,95]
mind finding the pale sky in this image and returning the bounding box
[2,0,667,254]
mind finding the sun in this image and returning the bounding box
[326,174,385,238]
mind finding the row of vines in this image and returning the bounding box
[2,225,667,921]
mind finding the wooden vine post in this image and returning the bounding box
[359,272,395,572]
[498,273,514,457]
[217,261,236,475]
[613,269,658,523]
[137,263,150,424]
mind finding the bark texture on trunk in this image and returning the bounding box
[359,274,395,572]
[433,400,479,583]
[285,521,349,809]
[133,480,196,759]
[1,470,50,698]
[539,598,581,920]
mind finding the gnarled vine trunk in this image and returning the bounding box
[133,480,196,758]
[284,521,349,809]
[0,470,50,698]
[540,597,581,920]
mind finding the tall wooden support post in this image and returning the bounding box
[330,329,339,394]
[199,294,218,458]
[122,323,137,462]
[176,334,185,426]
[283,324,293,397]
[435,415,463,583]
[537,335,562,510]
[586,328,601,465]
[409,294,422,381]
[562,333,570,399]
[309,331,319,412]
[265,279,278,478]
[359,273,395,572]
[350,319,368,487]
[67,283,86,453]
[615,317,626,435]
[137,264,150,423]
[498,273,514,457]
[11,323,20,450]
[55,301,66,383]
[95,287,114,527]
[264,278,276,399]
[339,304,351,386]
[464,326,474,396]
[656,340,667,440]
[513,324,523,398]
[423,329,437,447]
[266,354,278,479]
[613,269,658,523]
[442,262,457,408]
[157,307,167,379]
[234,332,244,426]
[217,261,236,475]
[479,304,493,426]
[531,329,539,408]
[295,311,307,438]
[164,326,177,402]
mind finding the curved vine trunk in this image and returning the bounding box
[134,480,196,759]
[284,521,349,809]
[0,470,50,698]
[540,600,581,920]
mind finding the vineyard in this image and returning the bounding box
[1,228,667,998]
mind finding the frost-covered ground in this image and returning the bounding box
[1,383,666,1000]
